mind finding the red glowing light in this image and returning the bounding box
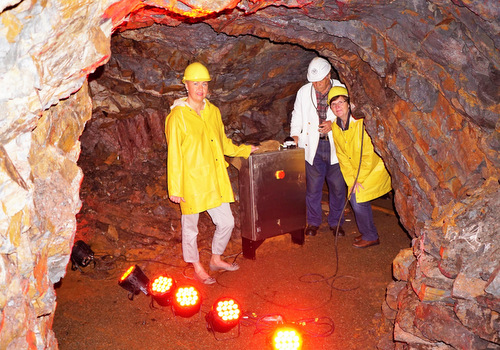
[118,265,150,297]
[176,286,199,306]
[215,298,240,321]
[272,326,302,350]
[150,275,176,307]
[120,265,135,281]
[275,170,286,179]
[151,276,174,294]
[206,297,242,333]
[172,286,201,317]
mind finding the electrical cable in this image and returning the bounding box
[247,112,365,339]
[97,119,366,340]
[123,258,185,269]
[240,312,335,339]
[331,110,365,256]
[252,112,367,313]
[291,112,366,300]
[293,316,335,338]
[232,117,367,317]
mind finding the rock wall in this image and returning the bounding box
[0,0,498,349]
[0,0,113,347]
[84,22,317,166]
[0,81,92,347]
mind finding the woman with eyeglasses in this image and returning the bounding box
[327,86,392,248]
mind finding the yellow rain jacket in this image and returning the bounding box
[165,98,252,215]
[331,115,391,203]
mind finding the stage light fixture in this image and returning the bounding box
[118,265,149,299]
[171,285,201,318]
[271,326,303,350]
[70,240,95,272]
[149,275,176,307]
[206,297,242,334]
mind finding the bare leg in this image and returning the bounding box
[210,254,232,269]
[192,261,210,279]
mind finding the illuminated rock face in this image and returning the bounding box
[0,0,498,348]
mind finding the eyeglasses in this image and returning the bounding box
[330,99,347,107]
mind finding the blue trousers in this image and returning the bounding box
[350,193,379,241]
[305,140,347,228]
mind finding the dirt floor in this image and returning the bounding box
[53,194,411,350]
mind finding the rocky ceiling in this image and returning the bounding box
[0,0,499,349]
[89,0,500,232]
[87,22,318,148]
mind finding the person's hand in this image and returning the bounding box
[319,120,332,133]
[353,182,364,193]
[169,195,185,203]
[250,145,259,153]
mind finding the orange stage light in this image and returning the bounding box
[206,297,242,334]
[272,326,303,350]
[171,285,201,317]
[118,265,150,299]
[149,275,176,307]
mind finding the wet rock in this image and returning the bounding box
[1,0,499,348]
[415,302,490,349]
[392,248,414,281]
[454,299,499,344]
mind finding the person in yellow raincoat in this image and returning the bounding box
[327,86,392,248]
[165,62,258,284]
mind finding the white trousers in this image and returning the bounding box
[181,202,235,263]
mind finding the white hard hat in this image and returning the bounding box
[307,57,331,82]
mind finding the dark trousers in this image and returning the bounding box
[305,140,347,227]
[350,193,379,241]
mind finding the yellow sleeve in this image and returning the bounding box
[333,126,356,187]
[165,112,184,198]
[355,125,376,186]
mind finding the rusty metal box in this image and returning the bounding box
[238,147,306,259]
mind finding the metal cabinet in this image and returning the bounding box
[238,148,306,259]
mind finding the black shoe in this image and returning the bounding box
[330,225,345,236]
[305,225,319,236]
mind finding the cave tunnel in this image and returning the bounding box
[0,1,499,349]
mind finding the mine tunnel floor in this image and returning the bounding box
[53,185,411,349]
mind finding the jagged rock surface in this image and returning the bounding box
[0,0,498,348]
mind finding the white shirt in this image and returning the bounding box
[290,79,345,165]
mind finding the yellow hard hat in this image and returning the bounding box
[182,62,211,83]
[328,86,349,104]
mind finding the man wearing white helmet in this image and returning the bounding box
[290,57,347,237]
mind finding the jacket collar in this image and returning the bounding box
[171,97,207,111]
[336,111,352,131]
